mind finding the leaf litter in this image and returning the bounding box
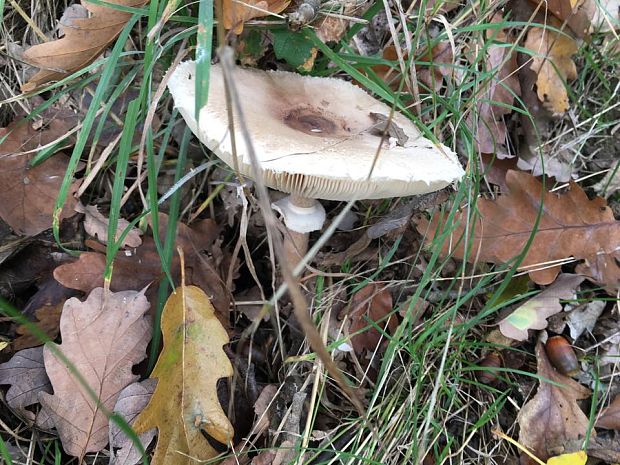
[1,0,620,463]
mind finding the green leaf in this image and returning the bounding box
[272,29,315,69]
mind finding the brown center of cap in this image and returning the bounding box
[283,107,349,137]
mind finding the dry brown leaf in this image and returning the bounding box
[223,0,290,34]
[132,285,234,465]
[524,22,578,114]
[518,342,591,464]
[528,0,592,37]
[75,202,142,248]
[339,283,396,354]
[470,16,521,157]
[14,305,63,351]
[595,393,620,429]
[0,115,79,236]
[53,215,231,322]
[314,0,369,44]
[417,170,620,290]
[110,379,157,465]
[498,274,584,341]
[0,347,52,422]
[21,0,149,91]
[39,288,151,458]
[13,279,78,350]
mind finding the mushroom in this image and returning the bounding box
[167,61,465,268]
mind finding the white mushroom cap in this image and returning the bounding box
[168,61,465,201]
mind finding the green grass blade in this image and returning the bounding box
[196,0,214,120]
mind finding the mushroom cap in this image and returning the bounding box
[168,61,465,201]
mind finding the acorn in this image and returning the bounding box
[476,352,503,385]
[545,336,579,376]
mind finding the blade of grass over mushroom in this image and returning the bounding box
[0,297,148,465]
[195,0,214,121]
[52,14,142,253]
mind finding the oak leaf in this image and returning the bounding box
[498,274,584,341]
[75,202,142,248]
[595,393,620,429]
[518,342,591,464]
[53,215,232,322]
[0,115,79,236]
[21,0,149,92]
[223,0,290,34]
[132,285,234,465]
[524,22,578,114]
[39,288,151,457]
[470,15,521,157]
[110,379,157,465]
[339,283,396,354]
[0,347,52,422]
[417,170,620,291]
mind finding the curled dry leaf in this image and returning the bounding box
[517,342,591,464]
[132,285,234,465]
[21,0,149,91]
[40,288,151,457]
[0,347,51,422]
[75,202,142,248]
[223,0,290,34]
[595,393,620,430]
[339,283,396,354]
[417,170,620,291]
[498,274,584,341]
[110,379,157,465]
[524,22,578,114]
[0,115,79,236]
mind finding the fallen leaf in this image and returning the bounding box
[132,285,234,465]
[593,168,620,198]
[0,347,52,422]
[498,274,584,341]
[39,288,151,457]
[75,202,142,248]
[566,300,605,340]
[339,283,396,354]
[14,304,63,350]
[53,215,231,322]
[21,0,149,91]
[524,22,578,114]
[547,450,588,465]
[517,342,591,464]
[0,114,79,236]
[583,0,620,31]
[223,0,290,34]
[528,0,592,37]
[595,393,620,429]
[417,170,620,290]
[13,279,78,350]
[470,16,521,157]
[314,0,369,44]
[110,379,157,465]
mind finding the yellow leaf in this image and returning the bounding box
[133,285,234,465]
[547,451,588,465]
[524,22,578,114]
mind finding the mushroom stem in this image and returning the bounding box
[271,194,326,272]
